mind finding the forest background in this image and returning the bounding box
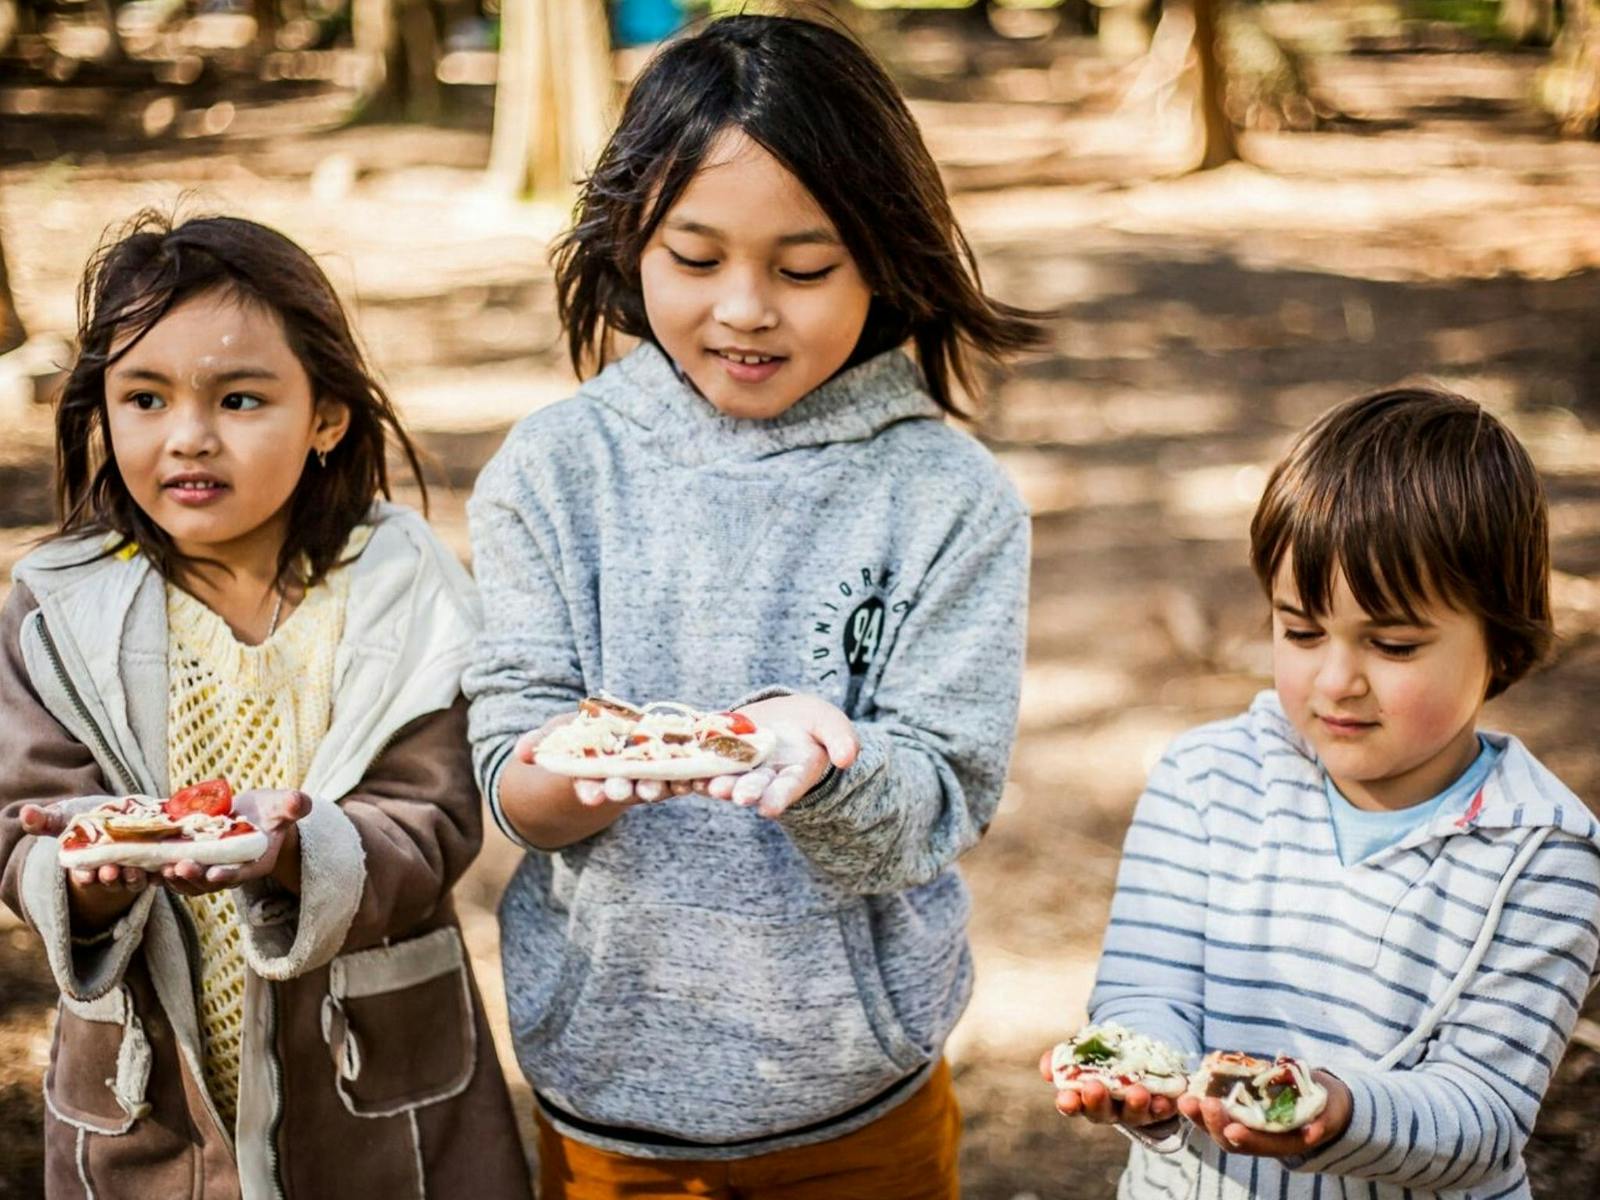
[2,0,1599,1194]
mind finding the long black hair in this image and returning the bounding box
[53,210,425,588]
[553,12,1045,414]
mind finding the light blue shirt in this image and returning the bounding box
[1326,735,1500,865]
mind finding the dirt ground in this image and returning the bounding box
[3,10,1600,1198]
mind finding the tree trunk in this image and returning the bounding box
[351,0,441,122]
[1500,0,1557,46]
[487,0,614,199]
[0,226,25,358]
[1190,0,1238,170]
[1540,0,1600,137]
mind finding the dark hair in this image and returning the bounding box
[54,210,425,588]
[1249,386,1552,698]
[552,12,1044,414]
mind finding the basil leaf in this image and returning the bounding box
[1265,1086,1299,1125]
[1075,1035,1115,1065]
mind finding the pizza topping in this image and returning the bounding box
[698,734,760,764]
[1072,1034,1116,1065]
[1263,1084,1300,1125]
[1191,1053,1323,1127]
[539,697,768,765]
[60,783,248,851]
[579,696,643,722]
[1050,1023,1190,1093]
[164,778,233,820]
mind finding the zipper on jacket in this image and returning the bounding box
[35,614,139,795]
[171,899,236,1152]
[264,984,285,1199]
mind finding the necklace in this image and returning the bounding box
[266,589,285,639]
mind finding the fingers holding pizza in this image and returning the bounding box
[527,694,857,818]
[160,787,311,895]
[1177,1055,1350,1157]
[52,779,310,898]
[701,695,858,818]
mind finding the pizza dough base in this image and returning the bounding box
[59,830,269,871]
[1187,1062,1329,1132]
[1054,1068,1189,1100]
[536,729,777,780]
[1219,1084,1328,1133]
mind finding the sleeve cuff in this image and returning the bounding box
[733,685,794,709]
[1118,1116,1189,1155]
[486,740,542,854]
[1290,1071,1376,1176]
[21,835,156,1001]
[238,795,366,980]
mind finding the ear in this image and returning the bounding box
[312,396,351,453]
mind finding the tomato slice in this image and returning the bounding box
[164,778,234,819]
[722,712,756,736]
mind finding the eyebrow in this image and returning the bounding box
[1272,599,1435,630]
[664,218,841,248]
[110,366,282,386]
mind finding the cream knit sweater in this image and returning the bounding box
[165,542,360,1127]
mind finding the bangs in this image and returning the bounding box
[1265,494,1464,627]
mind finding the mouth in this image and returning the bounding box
[162,474,230,504]
[709,347,786,384]
[1317,714,1378,735]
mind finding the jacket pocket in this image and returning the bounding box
[321,926,476,1118]
[526,901,926,1143]
[45,987,152,1135]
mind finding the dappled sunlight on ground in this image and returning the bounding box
[4,14,1600,1196]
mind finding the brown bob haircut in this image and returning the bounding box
[552,12,1044,415]
[53,210,425,589]
[1249,386,1552,699]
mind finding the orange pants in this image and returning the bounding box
[536,1060,962,1200]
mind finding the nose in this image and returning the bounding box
[711,267,777,333]
[166,401,220,460]
[1314,641,1368,701]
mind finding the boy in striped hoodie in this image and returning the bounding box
[1049,387,1600,1199]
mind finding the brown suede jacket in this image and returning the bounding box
[0,509,532,1200]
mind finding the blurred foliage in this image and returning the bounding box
[1405,0,1504,42]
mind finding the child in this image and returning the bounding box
[1049,387,1600,1199]
[0,213,531,1198]
[465,14,1038,1198]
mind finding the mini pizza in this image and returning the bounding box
[1048,1023,1190,1099]
[58,778,268,870]
[1186,1052,1328,1132]
[534,697,778,781]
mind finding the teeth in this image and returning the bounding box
[721,352,773,365]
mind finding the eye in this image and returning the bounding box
[781,266,839,283]
[1280,627,1321,644]
[126,391,165,411]
[1373,639,1421,658]
[221,392,264,411]
[667,249,717,270]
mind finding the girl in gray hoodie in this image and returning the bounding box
[466,14,1041,1198]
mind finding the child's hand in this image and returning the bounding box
[1176,1071,1351,1157]
[160,789,311,896]
[512,713,666,808]
[21,803,152,927]
[702,695,859,818]
[1037,1049,1179,1129]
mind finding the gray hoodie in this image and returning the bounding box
[465,343,1030,1157]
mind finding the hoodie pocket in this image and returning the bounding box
[526,900,926,1143]
[46,987,151,1135]
[322,927,476,1118]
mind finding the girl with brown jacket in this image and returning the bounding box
[0,212,531,1199]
